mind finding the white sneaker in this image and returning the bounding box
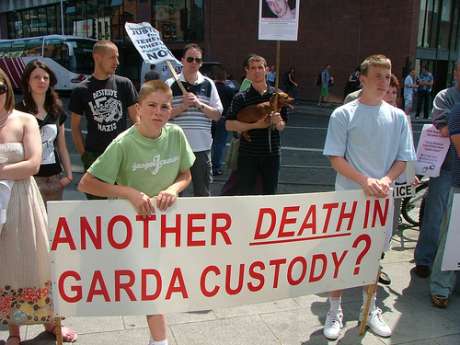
[323,310,343,340]
[365,308,392,337]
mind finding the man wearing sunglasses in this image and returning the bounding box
[166,43,223,196]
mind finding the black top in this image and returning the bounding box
[69,75,138,153]
[227,85,288,156]
[215,81,237,117]
[16,102,66,177]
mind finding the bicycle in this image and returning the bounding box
[400,178,429,226]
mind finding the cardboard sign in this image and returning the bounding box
[125,22,181,65]
[48,190,390,316]
[415,124,450,177]
[258,0,300,41]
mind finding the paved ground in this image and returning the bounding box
[2,103,454,345]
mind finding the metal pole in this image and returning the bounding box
[60,0,65,35]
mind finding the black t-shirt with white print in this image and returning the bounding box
[69,74,138,153]
[16,101,66,177]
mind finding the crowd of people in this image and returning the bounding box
[0,38,459,345]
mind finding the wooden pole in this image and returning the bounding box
[359,269,380,335]
[55,316,64,345]
[165,60,187,95]
[269,40,281,153]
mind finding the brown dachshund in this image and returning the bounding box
[236,92,293,142]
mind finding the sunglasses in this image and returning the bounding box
[0,83,7,95]
[186,57,202,64]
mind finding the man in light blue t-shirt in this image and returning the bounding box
[322,54,416,341]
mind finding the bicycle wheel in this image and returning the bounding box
[401,182,428,226]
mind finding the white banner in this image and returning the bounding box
[125,22,181,65]
[441,193,460,271]
[415,124,450,177]
[258,0,300,41]
[48,190,390,317]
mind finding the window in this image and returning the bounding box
[152,0,204,42]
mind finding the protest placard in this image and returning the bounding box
[125,22,180,65]
[48,190,390,317]
[441,194,460,271]
[258,0,300,41]
[415,124,451,177]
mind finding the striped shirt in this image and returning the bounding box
[166,72,223,152]
[448,103,460,188]
[227,85,288,156]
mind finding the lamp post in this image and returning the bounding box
[60,0,65,35]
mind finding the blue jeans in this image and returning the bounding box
[414,169,452,266]
[190,150,212,196]
[430,187,460,297]
[211,118,228,172]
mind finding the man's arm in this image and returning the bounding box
[226,116,270,132]
[71,113,85,155]
[451,134,460,157]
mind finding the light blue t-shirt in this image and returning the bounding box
[323,100,417,191]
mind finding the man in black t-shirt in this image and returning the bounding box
[226,54,287,195]
[69,40,138,199]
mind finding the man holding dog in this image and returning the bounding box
[226,54,287,195]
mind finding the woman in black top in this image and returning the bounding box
[17,60,73,203]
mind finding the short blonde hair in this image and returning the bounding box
[360,54,391,76]
[0,68,15,113]
[138,80,173,102]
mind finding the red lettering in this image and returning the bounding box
[115,270,136,301]
[336,201,357,232]
[278,206,300,238]
[297,205,317,236]
[254,208,276,240]
[107,215,132,249]
[87,270,110,302]
[322,203,339,233]
[187,213,206,247]
[269,258,287,288]
[161,214,181,247]
[371,199,389,227]
[247,261,265,292]
[58,270,81,303]
[136,215,156,248]
[225,264,245,295]
[165,268,188,299]
[363,200,371,229]
[51,217,76,250]
[309,254,327,282]
[331,251,348,278]
[80,216,102,250]
[287,256,307,285]
[141,269,162,301]
[200,265,220,297]
[211,213,232,245]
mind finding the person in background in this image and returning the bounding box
[415,65,434,119]
[16,60,72,204]
[267,65,276,87]
[318,64,331,106]
[212,66,237,176]
[284,66,298,101]
[403,68,417,115]
[144,64,160,82]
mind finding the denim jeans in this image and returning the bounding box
[211,118,228,172]
[430,187,460,297]
[414,169,452,266]
[190,150,212,196]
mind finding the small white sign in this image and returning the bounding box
[258,0,300,41]
[125,22,181,65]
[415,124,450,177]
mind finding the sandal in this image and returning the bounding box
[6,335,21,345]
[431,294,448,309]
[46,324,78,343]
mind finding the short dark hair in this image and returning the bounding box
[93,40,117,55]
[183,43,202,57]
[243,54,267,69]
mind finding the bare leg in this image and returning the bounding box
[146,314,167,341]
